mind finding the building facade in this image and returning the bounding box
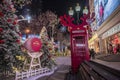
[89,0,120,54]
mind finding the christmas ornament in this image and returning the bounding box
[24,37,42,52]
[0,12,4,17]
[13,21,17,25]
[7,19,12,22]
[0,40,4,44]
[0,28,3,32]
[16,39,20,44]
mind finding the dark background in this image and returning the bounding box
[23,0,88,17]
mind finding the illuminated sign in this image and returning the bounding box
[102,23,120,39]
[94,0,120,27]
[72,30,85,33]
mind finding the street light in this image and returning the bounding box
[17,15,31,23]
[68,7,74,16]
[25,28,30,38]
[68,3,88,24]
[26,15,31,23]
[75,3,81,24]
[83,6,89,15]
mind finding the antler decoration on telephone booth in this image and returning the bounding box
[59,14,89,31]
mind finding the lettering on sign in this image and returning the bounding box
[102,23,120,39]
[76,44,85,47]
[72,30,85,33]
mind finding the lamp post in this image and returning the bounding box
[68,3,81,24]
[68,3,89,24]
[75,3,81,24]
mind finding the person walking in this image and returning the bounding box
[90,49,96,59]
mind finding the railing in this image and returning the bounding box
[15,67,56,80]
[79,61,120,80]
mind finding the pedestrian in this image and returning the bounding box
[89,49,92,59]
[108,44,113,54]
[90,49,96,59]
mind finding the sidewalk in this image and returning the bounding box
[97,53,120,62]
[91,53,120,71]
[37,65,70,80]
[37,56,71,80]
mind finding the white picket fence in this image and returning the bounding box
[15,67,55,80]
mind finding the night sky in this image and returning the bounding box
[33,0,87,16]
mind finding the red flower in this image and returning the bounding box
[0,40,4,44]
[13,21,17,25]
[0,12,4,17]
[7,19,12,22]
[0,28,3,32]
[16,39,20,44]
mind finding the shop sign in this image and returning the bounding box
[102,23,120,39]
[72,30,85,33]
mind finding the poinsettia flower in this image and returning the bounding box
[16,39,20,44]
[7,19,12,22]
[13,21,17,25]
[0,12,4,17]
[0,40,4,44]
[0,28,3,32]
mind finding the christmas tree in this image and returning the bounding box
[40,26,56,68]
[0,0,23,77]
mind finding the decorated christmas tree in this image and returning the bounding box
[0,0,24,77]
[40,26,56,68]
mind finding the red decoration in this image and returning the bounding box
[0,40,4,44]
[13,21,17,25]
[7,19,12,22]
[0,12,4,17]
[0,28,3,32]
[59,14,89,31]
[16,39,20,44]
[24,38,42,52]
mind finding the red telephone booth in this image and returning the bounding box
[70,27,90,73]
[59,14,90,73]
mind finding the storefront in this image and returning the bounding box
[102,23,120,54]
[93,0,120,54]
[88,33,100,53]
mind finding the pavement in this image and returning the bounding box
[91,53,120,71]
[35,54,120,80]
[97,53,120,62]
[37,65,70,80]
[37,56,71,80]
